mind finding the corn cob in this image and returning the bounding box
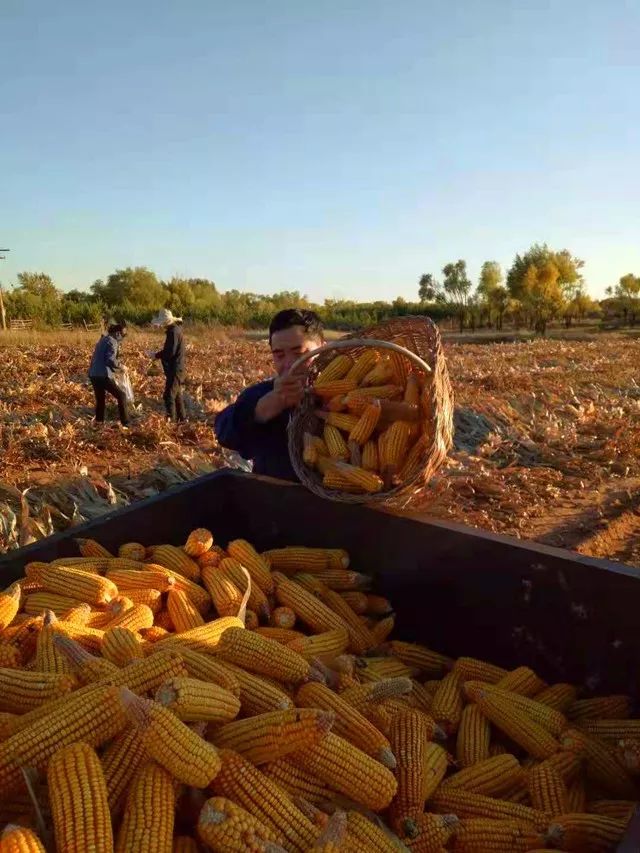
[50,555,110,571]
[34,611,73,674]
[101,725,148,816]
[289,731,397,811]
[37,564,117,606]
[581,719,640,741]
[257,626,305,644]
[262,758,332,805]
[448,818,544,853]
[0,826,46,853]
[150,567,212,614]
[454,656,509,684]
[76,537,112,557]
[319,411,360,433]
[169,646,240,695]
[427,670,464,735]
[286,628,350,664]
[147,544,201,582]
[296,575,375,655]
[315,353,354,385]
[0,585,20,631]
[566,776,588,812]
[568,695,631,722]
[212,749,317,850]
[339,591,368,614]
[23,592,86,617]
[536,683,578,713]
[220,558,271,620]
[323,424,350,460]
[184,527,214,557]
[140,625,170,644]
[398,434,427,481]
[217,626,314,684]
[118,542,147,561]
[379,420,412,484]
[115,761,176,853]
[322,468,365,493]
[274,575,350,636]
[544,813,626,852]
[154,610,175,632]
[457,703,492,767]
[213,707,333,765]
[48,742,113,853]
[269,606,297,629]
[345,811,401,852]
[59,602,94,625]
[307,809,348,852]
[348,401,382,445]
[464,683,561,758]
[313,379,358,401]
[0,667,77,713]
[330,461,384,493]
[102,626,145,666]
[471,681,567,736]
[588,799,638,822]
[105,568,175,593]
[120,688,221,786]
[155,676,240,723]
[226,540,275,594]
[497,666,546,697]
[443,753,524,798]
[263,548,330,574]
[165,589,204,633]
[560,728,637,799]
[106,602,154,632]
[429,788,549,830]
[528,759,570,815]
[200,564,244,617]
[197,796,285,853]
[361,357,395,387]
[217,661,294,715]
[387,640,452,675]
[361,439,379,471]
[0,647,20,669]
[296,681,395,767]
[345,349,379,384]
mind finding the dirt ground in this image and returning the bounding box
[0,328,638,565]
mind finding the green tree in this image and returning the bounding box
[442,259,472,332]
[11,272,62,325]
[521,260,564,335]
[507,244,583,303]
[101,267,165,312]
[488,286,509,330]
[611,273,640,326]
[477,261,503,297]
[418,273,439,302]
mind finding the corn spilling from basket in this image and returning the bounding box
[0,531,637,852]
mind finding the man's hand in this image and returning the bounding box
[255,374,305,423]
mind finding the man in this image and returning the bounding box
[151,308,186,422]
[88,322,130,426]
[215,308,325,480]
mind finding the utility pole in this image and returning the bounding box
[0,249,9,331]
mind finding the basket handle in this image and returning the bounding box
[288,337,431,376]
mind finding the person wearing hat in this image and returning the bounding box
[88,322,130,426]
[150,308,186,422]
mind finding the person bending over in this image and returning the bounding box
[88,322,130,426]
[215,308,325,480]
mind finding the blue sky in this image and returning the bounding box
[1,0,638,301]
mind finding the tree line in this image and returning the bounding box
[0,243,638,333]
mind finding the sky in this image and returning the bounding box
[1,0,638,302]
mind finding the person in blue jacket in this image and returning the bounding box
[215,309,325,481]
[88,322,130,426]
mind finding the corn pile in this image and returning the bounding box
[0,532,637,852]
[303,349,427,494]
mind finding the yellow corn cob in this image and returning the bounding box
[361,439,379,471]
[76,537,112,557]
[464,683,567,735]
[262,758,332,805]
[322,468,364,493]
[442,753,523,798]
[448,818,544,853]
[379,420,412,482]
[321,412,360,433]
[163,646,237,695]
[390,641,453,676]
[453,657,509,685]
[457,703,492,767]
[50,556,110,571]
[102,626,145,666]
[0,684,126,797]
[220,558,271,620]
[361,357,395,387]
[54,633,120,683]
[211,661,294,715]
[155,676,240,723]
[115,761,176,853]
[115,649,188,694]
[296,681,395,767]
[536,683,578,713]
[213,707,333,765]
[256,626,305,644]
[0,647,20,669]
[38,564,118,606]
[528,759,570,815]
[566,776,588,812]
[429,670,464,735]
[118,542,147,561]
[201,564,244,617]
[289,731,397,811]
[147,544,201,582]
[588,799,638,822]
[0,585,20,631]
[544,813,626,852]
[345,811,402,852]
[429,788,549,830]
[274,575,350,636]
[102,724,148,816]
[23,592,85,617]
[286,628,350,664]
[331,461,384,493]
[388,709,446,833]
[184,527,214,557]
[581,719,640,741]
[398,434,427,481]
[323,424,350,460]
[154,615,244,655]
[370,614,395,644]
[315,353,354,385]
[568,695,631,722]
[339,591,368,614]
[153,608,175,631]
[217,626,313,684]
[348,401,382,445]
[105,568,175,593]
[263,548,331,574]
[347,384,404,402]
[213,749,317,849]
[166,590,205,633]
[172,837,199,853]
[464,682,561,758]
[340,676,412,709]
[270,606,297,629]
[497,666,546,697]
[48,742,113,853]
[0,826,46,853]
[295,575,375,655]
[120,688,221,786]
[34,612,73,674]
[308,809,348,852]
[345,349,379,384]
[197,796,284,853]
[226,540,274,593]
[59,602,94,625]
[313,379,358,400]
[140,625,170,644]
[0,667,76,713]
[303,432,321,466]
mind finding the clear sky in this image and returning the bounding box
[1,0,638,301]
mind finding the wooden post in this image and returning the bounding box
[0,285,6,331]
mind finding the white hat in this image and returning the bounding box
[151,308,182,326]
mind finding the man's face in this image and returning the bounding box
[270,325,324,376]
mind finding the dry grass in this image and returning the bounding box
[1,328,639,565]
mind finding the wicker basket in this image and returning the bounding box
[287,316,454,505]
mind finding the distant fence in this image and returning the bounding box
[9,319,33,331]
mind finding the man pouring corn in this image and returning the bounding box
[215,309,325,480]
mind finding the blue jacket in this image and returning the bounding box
[88,335,120,380]
[214,380,297,481]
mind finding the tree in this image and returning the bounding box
[418,273,439,302]
[488,286,509,330]
[12,272,62,325]
[477,261,502,297]
[507,244,583,302]
[101,267,165,312]
[441,260,472,332]
[612,273,640,326]
[521,260,564,335]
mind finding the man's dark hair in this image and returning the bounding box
[269,309,324,344]
[107,321,127,337]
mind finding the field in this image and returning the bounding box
[1,328,639,565]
